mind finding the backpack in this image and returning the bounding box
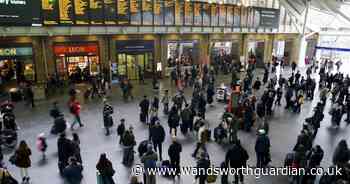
[145,157,157,169]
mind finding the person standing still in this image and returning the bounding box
[14,140,32,183]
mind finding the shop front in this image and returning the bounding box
[247,41,265,68]
[210,41,240,63]
[167,40,200,67]
[0,46,35,89]
[115,41,154,80]
[273,40,293,65]
[53,42,100,81]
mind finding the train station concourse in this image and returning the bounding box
[0,0,350,184]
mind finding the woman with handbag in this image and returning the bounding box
[14,140,32,183]
[96,153,115,184]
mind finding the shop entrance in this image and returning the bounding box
[273,40,293,65]
[248,41,265,68]
[117,52,152,80]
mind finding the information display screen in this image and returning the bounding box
[142,0,153,25]
[58,0,74,24]
[211,4,218,26]
[89,0,104,24]
[175,0,184,25]
[194,2,202,26]
[184,1,193,25]
[130,0,141,25]
[202,3,210,26]
[154,0,163,25]
[227,5,233,27]
[0,0,41,25]
[164,0,174,25]
[219,5,226,26]
[42,0,59,25]
[117,0,129,25]
[234,6,240,27]
[74,0,89,24]
[104,0,116,24]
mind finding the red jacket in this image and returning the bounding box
[70,101,81,115]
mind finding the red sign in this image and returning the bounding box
[54,44,98,55]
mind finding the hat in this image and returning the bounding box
[38,133,45,138]
[258,129,266,135]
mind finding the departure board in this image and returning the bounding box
[130,0,141,25]
[202,3,210,26]
[227,5,233,27]
[74,0,89,24]
[42,0,59,25]
[234,6,240,27]
[219,5,226,26]
[142,0,153,25]
[154,0,163,25]
[175,0,184,25]
[184,1,193,25]
[164,0,174,25]
[211,4,218,26]
[90,0,104,24]
[104,0,116,24]
[117,0,129,25]
[194,2,202,26]
[59,0,74,24]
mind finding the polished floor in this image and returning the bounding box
[2,66,350,184]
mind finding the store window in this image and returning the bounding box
[167,41,199,67]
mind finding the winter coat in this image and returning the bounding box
[168,113,180,128]
[50,107,62,119]
[15,147,31,168]
[58,137,75,164]
[117,123,125,136]
[63,163,83,184]
[122,131,136,147]
[139,99,150,113]
[53,116,67,133]
[168,142,182,160]
[253,80,261,90]
[181,108,192,122]
[255,135,270,154]
[70,101,81,116]
[332,145,350,165]
[226,145,249,168]
[141,151,158,171]
[150,125,165,144]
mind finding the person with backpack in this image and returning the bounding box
[96,153,116,184]
[102,99,114,136]
[225,140,249,184]
[117,119,126,144]
[69,97,83,130]
[14,140,32,182]
[150,121,166,161]
[141,144,158,184]
[168,136,182,179]
[122,126,136,166]
[63,156,83,184]
[255,129,270,168]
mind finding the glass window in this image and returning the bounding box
[219,4,226,26]
[117,54,126,76]
[184,1,193,25]
[253,9,261,28]
[142,0,153,25]
[211,4,219,26]
[227,5,234,27]
[104,0,117,25]
[175,0,184,25]
[234,6,240,27]
[194,2,202,26]
[130,0,141,25]
[241,7,247,28]
[164,0,175,25]
[154,0,164,25]
[203,3,210,26]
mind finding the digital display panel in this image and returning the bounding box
[142,0,153,25]
[175,0,184,25]
[42,0,59,25]
[89,0,104,24]
[154,0,163,25]
[184,1,193,25]
[202,3,210,26]
[194,2,202,26]
[74,0,89,24]
[219,4,226,26]
[58,0,74,24]
[117,0,129,25]
[164,0,174,25]
[130,0,141,25]
[104,0,116,24]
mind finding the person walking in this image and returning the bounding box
[139,96,150,123]
[161,90,170,115]
[36,133,47,160]
[168,108,180,136]
[180,104,192,134]
[72,133,82,164]
[63,156,83,184]
[332,139,350,166]
[141,145,158,184]
[14,140,32,182]
[255,129,271,168]
[103,99,114,136]
[117,119,126,144]
[194,152,210,184]
[150,121,166,161]
[96,153,116,184]
[225,140,249,184]
[122,126,136,166]
[69,97,84,130]
[58,133,76,175]
[168,136,182,179]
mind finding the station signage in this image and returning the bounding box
[54,44,98,55]
[256,7,280,28]
[0,0,41,25]
[0,47,33,56]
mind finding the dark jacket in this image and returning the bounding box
[15,147,31,168]
[63,163,83,184]
[195,158,210,179]
[181,108,192,122]
[117,123,125,136]
[150,125,165,144]
[122,131,136,147]
[255,135,270,154]
[139,99,150,113]
[333,145,350,165]
[226,144,249,168]
[168,141,182,160]
[168,113,180,128]
[58,137,75,163]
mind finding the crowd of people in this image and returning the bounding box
[1,55,350,184]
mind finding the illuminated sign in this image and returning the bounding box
[0,47,32,56]
[54,44,98,55]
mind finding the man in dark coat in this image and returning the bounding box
[255,129,270,168]
[253,77,262,91]
[102,100,114,136]
[198,94,207,119]
[195,152,210,184]
[139,96,150,123]
[225,140,249,184]
[117,119,126,144]
[63,156,83,184]
[291,61,297,73]
[57,133,76,175]
[308,145,324,168]
[168,109,180,136]
[168,136,182,178]
[150,121,166,161]
[181,104,193,134]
